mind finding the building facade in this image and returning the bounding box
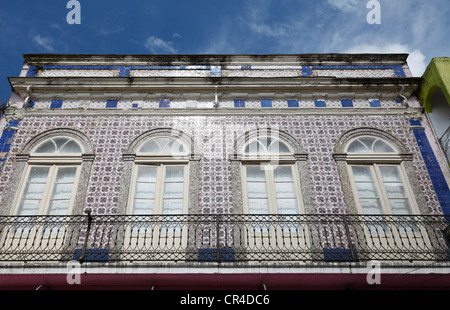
[419,57,450,165]
[0,53,449,290]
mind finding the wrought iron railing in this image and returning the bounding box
[0,213,449,263]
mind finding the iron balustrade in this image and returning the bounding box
[0,213,449,263]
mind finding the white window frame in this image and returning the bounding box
[126,136,191,216]
[347,163,419,217]
[127,162,190,216]
[12,137,84,218]
[239,134,305,216]
[241,162,304,216]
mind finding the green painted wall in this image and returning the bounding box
[419,58,450,112]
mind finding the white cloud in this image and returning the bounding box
[344,43,427,77]
[31,34,55,52]
[144,36,177,54]
[326,0,360,13]
[97,26,125,36]
[247,22,290,38]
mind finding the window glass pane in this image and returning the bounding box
[34,140,57,153]
[139,140,161,153]
[247,182,267,198]
[34,138,81,153]
[248,199,269,214]
[22,183,47,199]
[47,167,77,215]
[389,199,412,214]
[17,200,41,215]
[167,140,186,154]
[17,167,50,215]
[163,183,184,198]
[277,199,298,214]
[133,199,154,214]
[358,137,376,150]
[246,166,265,181]
[60,140,82,153]
[245,141,264,154]
[55,167,77,183]
[275,183,295,198]
[379,166,402,182]
[351,166,373,182]
[162,199,183,214]
[47,200,70,215]
[384,183,406,198]
[373,140,394,153]
[274,166,293,182]
[356,183,379,198]
[348,137,395,153]
[347,140,368,153]
[139,137,186,154]
[268,140,290,153]
[136,166,157,182]
[165,166,184,182]
[359,199,383,214]
[135,183,156,198]
[51,183,74,200]
[28,167,50,183]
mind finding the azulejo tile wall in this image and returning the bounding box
[0,114,441,216]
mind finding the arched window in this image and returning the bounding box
[239,133,304,216]
[13,136,84,217]
[128,135,190,217]
[343,135,419,217]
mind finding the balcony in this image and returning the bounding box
[0,213,449,264]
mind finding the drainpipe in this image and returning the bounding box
[23,86,32,109]
[214,86,219,108]
[79,210,93,263]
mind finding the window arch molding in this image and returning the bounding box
[233,128,306,160]
[334,127,429,215]
[2,128,95,216]
[117,128,200,215]
[125,128,195,158]
[20,128,94,155]
[230,128,314,215]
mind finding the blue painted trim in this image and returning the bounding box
[50,100,63,109]
[25,64,407,78]
[323,248,358,262]
[287,99,299,107]
[0,120,19,173]
[106,100,118,108]
[73,249,109,262]
[198,248,235,262]
[210,66,222,77]
[261,99,272,108]
[312,65,406,78]
[32,65,212,71]
[341,99,353,108]
[118,67,130,77]
[26,66,38,77]
[302,66,313,77]
[314,99,326,107]
[234,99,245,108]
[369,99,381,107]
[410,120,450,218]
[159,99,170,108]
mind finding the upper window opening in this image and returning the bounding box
[244,137,291,154]
[138,137,187,155]
[33,137,82,154]
[347,137,395,153]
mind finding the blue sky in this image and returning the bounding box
[1,0,449,103]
